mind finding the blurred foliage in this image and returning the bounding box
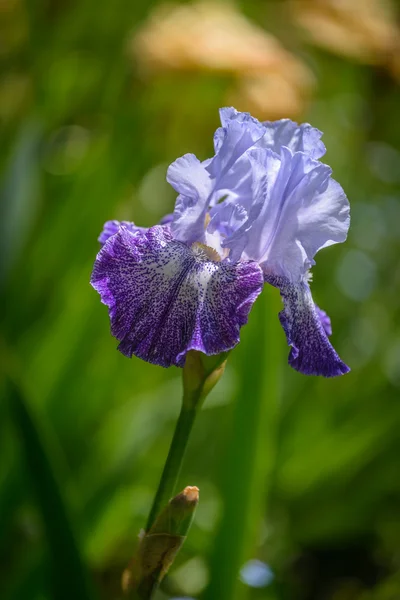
[1,1,400,600]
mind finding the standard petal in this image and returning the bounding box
[242,147,350,280]
[214,109,325,159]
[98,220,146,245]
[167,153,213,244]
[167,153,212,199]
[209,110,265,181]
[266,274,349,377]
[204,202,248,258]
[209,109,266,210]
[91,225,263,368]
[260,119,326,159]
[221,148,280,262]
[213,107,266,154]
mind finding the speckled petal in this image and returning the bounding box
[98,220,146,245]
[91,225,264,368]
[266,274,349,377]
[315,305,332,337]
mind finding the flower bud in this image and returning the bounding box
[123,486,199,598]
[183,350,228,408]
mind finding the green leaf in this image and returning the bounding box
[5,376,98,600]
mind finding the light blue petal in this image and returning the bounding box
[167,153,213,244]
[213,107,266,154]
[205,202,248,257]
[235,147,349,280]
[221,148,280,262]
[260,119,326,159]
[166,107,348,271]
[208,120,264,184]
[168,111,264,245]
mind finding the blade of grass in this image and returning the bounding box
[203,286,283,600]
[4,374,98,600]
[0,120,42,288]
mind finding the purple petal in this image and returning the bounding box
[98,220,146,245]
[91,225,264,368]
[315,305,332,337]
[260,119,326,159]
[265,274,349,377]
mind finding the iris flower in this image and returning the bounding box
[91,107,350,376]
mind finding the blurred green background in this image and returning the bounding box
[2,1,400,599]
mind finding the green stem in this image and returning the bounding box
[145,402,198,531]
[145,351,227,532]
[127,351,228,599]
[127,400,200,599]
